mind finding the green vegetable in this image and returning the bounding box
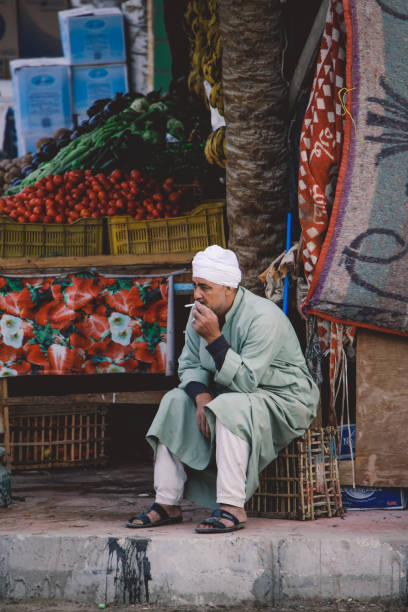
[166,118,185,141]
[142,128,161,145]
[148,101,168,114]
[130,97,149,113]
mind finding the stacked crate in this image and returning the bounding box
[246,427,343,520]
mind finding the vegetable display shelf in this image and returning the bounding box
[107,200,226,256]
[0,216,103,258]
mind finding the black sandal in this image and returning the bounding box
[126,502,183,529]
[195,508,245,534]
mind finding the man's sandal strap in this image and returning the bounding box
[214,508,240,525]
[199,516,226,530]
[127,502,170,526]
[199,508,241,530]
[149,502,170,521]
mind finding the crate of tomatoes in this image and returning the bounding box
[0,169,106,258]
[0,168,214,258]
[105,170,225,255]
[108,200,226,256]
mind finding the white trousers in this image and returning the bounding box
[154,419,250,508]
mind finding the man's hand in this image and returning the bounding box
[195,392,212,438]
[192,301,221,344]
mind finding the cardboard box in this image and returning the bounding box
[0,0,19,79]
[59,7,126,65]
[18,0,70,59]
[0,78,13,153]
[341,486,407,510]
[72,63,128,124]
[337,424,356,460]
[10,58,73,155]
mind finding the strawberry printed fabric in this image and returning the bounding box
[0,273,168,376]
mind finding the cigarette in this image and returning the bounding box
[184,303,195,308]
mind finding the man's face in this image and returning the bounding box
[192,277,235,317]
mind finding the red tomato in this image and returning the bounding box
[17,215,25,223]
[110,169,122,182]
[107,207,116,216]
[55,214,64,223]
[53,175,63,186]
[29,214,39,223]
[168,191,181,203]
[129,169,142,181]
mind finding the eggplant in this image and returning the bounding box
[40,142,57,158]
[21,165,35,177]
[31,152,46,165]
[88,113,104,129]
[86,97,112,118]
[80,119,90,132]
[57,137,70,150]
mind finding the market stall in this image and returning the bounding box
[0,16,227,469]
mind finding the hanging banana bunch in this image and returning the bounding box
[204,126,226,168]
[185,0,226,168]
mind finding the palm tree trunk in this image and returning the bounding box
[219,0,288,293]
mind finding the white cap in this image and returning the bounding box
[192,245,242,288]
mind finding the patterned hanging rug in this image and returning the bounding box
[302,0,408,336]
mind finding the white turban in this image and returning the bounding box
[192,245,242,288]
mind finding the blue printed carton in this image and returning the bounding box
[59,7,126,65]
[10,58,73,155]
[337,424,356,460]
[72,63,128,124]
[341,486,407,510]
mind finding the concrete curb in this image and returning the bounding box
[1,530,407,606]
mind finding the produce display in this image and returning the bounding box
[8,92,213,195]
[0,153,33,196]
[0,169,197,224]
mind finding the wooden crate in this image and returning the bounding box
[9,404,108,470]
[246,427,343,520]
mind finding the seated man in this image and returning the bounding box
[127,245,319,533]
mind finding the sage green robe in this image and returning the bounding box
[146,286,319,509]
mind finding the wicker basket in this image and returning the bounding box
[107,200,226,255]
[0,216,104,258]
[9,404,108,469]
[246,427,343,520]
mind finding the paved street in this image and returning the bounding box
[0,599,407,611]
